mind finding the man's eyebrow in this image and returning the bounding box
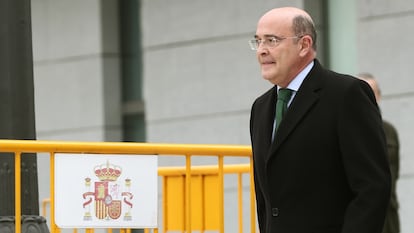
[254,34,279,38]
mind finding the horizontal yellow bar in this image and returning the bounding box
[0,140,251,157]
[158,164,250,176]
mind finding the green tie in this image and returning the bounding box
[272,88,293,139]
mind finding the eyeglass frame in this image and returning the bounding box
[248,35,304,51]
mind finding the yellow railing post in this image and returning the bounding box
[185,154,192,233]
[15,152,22,233]
[162,176,167,233]
[42,198,50,217]
[218,155,224,233]
[50,152,58,233]
[238,172,243,233]
[250,157,256,233]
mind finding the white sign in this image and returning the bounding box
[54,153,158,228]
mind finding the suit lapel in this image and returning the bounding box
[260,86,277,152]
[266,61,324,161]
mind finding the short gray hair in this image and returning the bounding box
[292,15,317,50]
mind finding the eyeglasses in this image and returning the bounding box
[248,36,302,50]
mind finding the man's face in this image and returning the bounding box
[255,15,303,87]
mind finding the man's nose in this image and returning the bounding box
[257,45,269,55]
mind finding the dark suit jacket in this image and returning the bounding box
[250,60,391,233]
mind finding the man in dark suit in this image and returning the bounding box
[358,73,400,233]
[249,7,391,233]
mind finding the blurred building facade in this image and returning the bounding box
[31,0,414,232]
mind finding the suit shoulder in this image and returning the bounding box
[321,69,376,100]
[310,60,361,91]
[323,69,359,87]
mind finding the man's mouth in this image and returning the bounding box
[261,60,275,64]
[261,61,275,66]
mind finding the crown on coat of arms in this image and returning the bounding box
[94,160,122,181]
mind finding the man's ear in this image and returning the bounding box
[299,35,312,56]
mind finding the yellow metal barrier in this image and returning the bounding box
[0,139,255,233]
[159,164,251,233]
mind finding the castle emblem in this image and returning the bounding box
[82,160,133,221]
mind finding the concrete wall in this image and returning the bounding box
[32,0,121,142]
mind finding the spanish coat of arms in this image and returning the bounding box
[82,160,133,221]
